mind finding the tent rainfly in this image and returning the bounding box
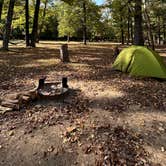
[112,46,166,79]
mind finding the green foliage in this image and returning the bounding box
[0,0,166,43]
[56,2,79,38]
[56,0,105,41]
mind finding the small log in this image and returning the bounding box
[0,106,13,114]
[1,101,19,110]
[60,44,70,62]
[21,95,31,104]
[6,93,20,100]
[21,90,37,100]
[4,99,19,104]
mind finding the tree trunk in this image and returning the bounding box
[127,11,130,45]
[127,18,130,45]
[163,19,166,44]
[83,0,87,45]
[0,0,4,21]
[67,35,70,42]
[25,0,30,47]
[31,0,40,47]
[130,18,134,44]
[120,16,124,44]
[158,16,161,45]
[2,0,15,50]
[60,44,69,63]
[144,8,155,50]
[38,0,48,42]
[134,0,144,46]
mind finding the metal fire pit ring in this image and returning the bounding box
[36,77,69,99]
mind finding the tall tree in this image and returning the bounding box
[31,0,40,47]
[110,0,129,44]
[133,0,144,45]
[2,0,15,50]
[57,0,101,42]
[144,3,155,50]
[57,2,79,41]
[25,0,30,46]
[82,0,87,45]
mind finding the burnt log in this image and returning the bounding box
[0,106,13,114]
[62,77,68,88]
[60,44,69,62]
[37,76,46,90]
[1,101,19,110]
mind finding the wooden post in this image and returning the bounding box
[60,44,69,62]
[37,76,46,90]
[62,77,68,88]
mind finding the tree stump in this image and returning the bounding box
[60,44,69,62]
[62,77,68,88]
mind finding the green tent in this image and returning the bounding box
[112,46,166,79]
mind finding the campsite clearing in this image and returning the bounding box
[0,42,166,166]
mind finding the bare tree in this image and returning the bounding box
[25,0,30,46]
[82,0,87,45]
[2,0,15,50]
[31,0,40,47]
[134,0,144,45]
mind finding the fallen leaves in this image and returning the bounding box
[0,44,166,166]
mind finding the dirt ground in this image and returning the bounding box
[0,42,166,166]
